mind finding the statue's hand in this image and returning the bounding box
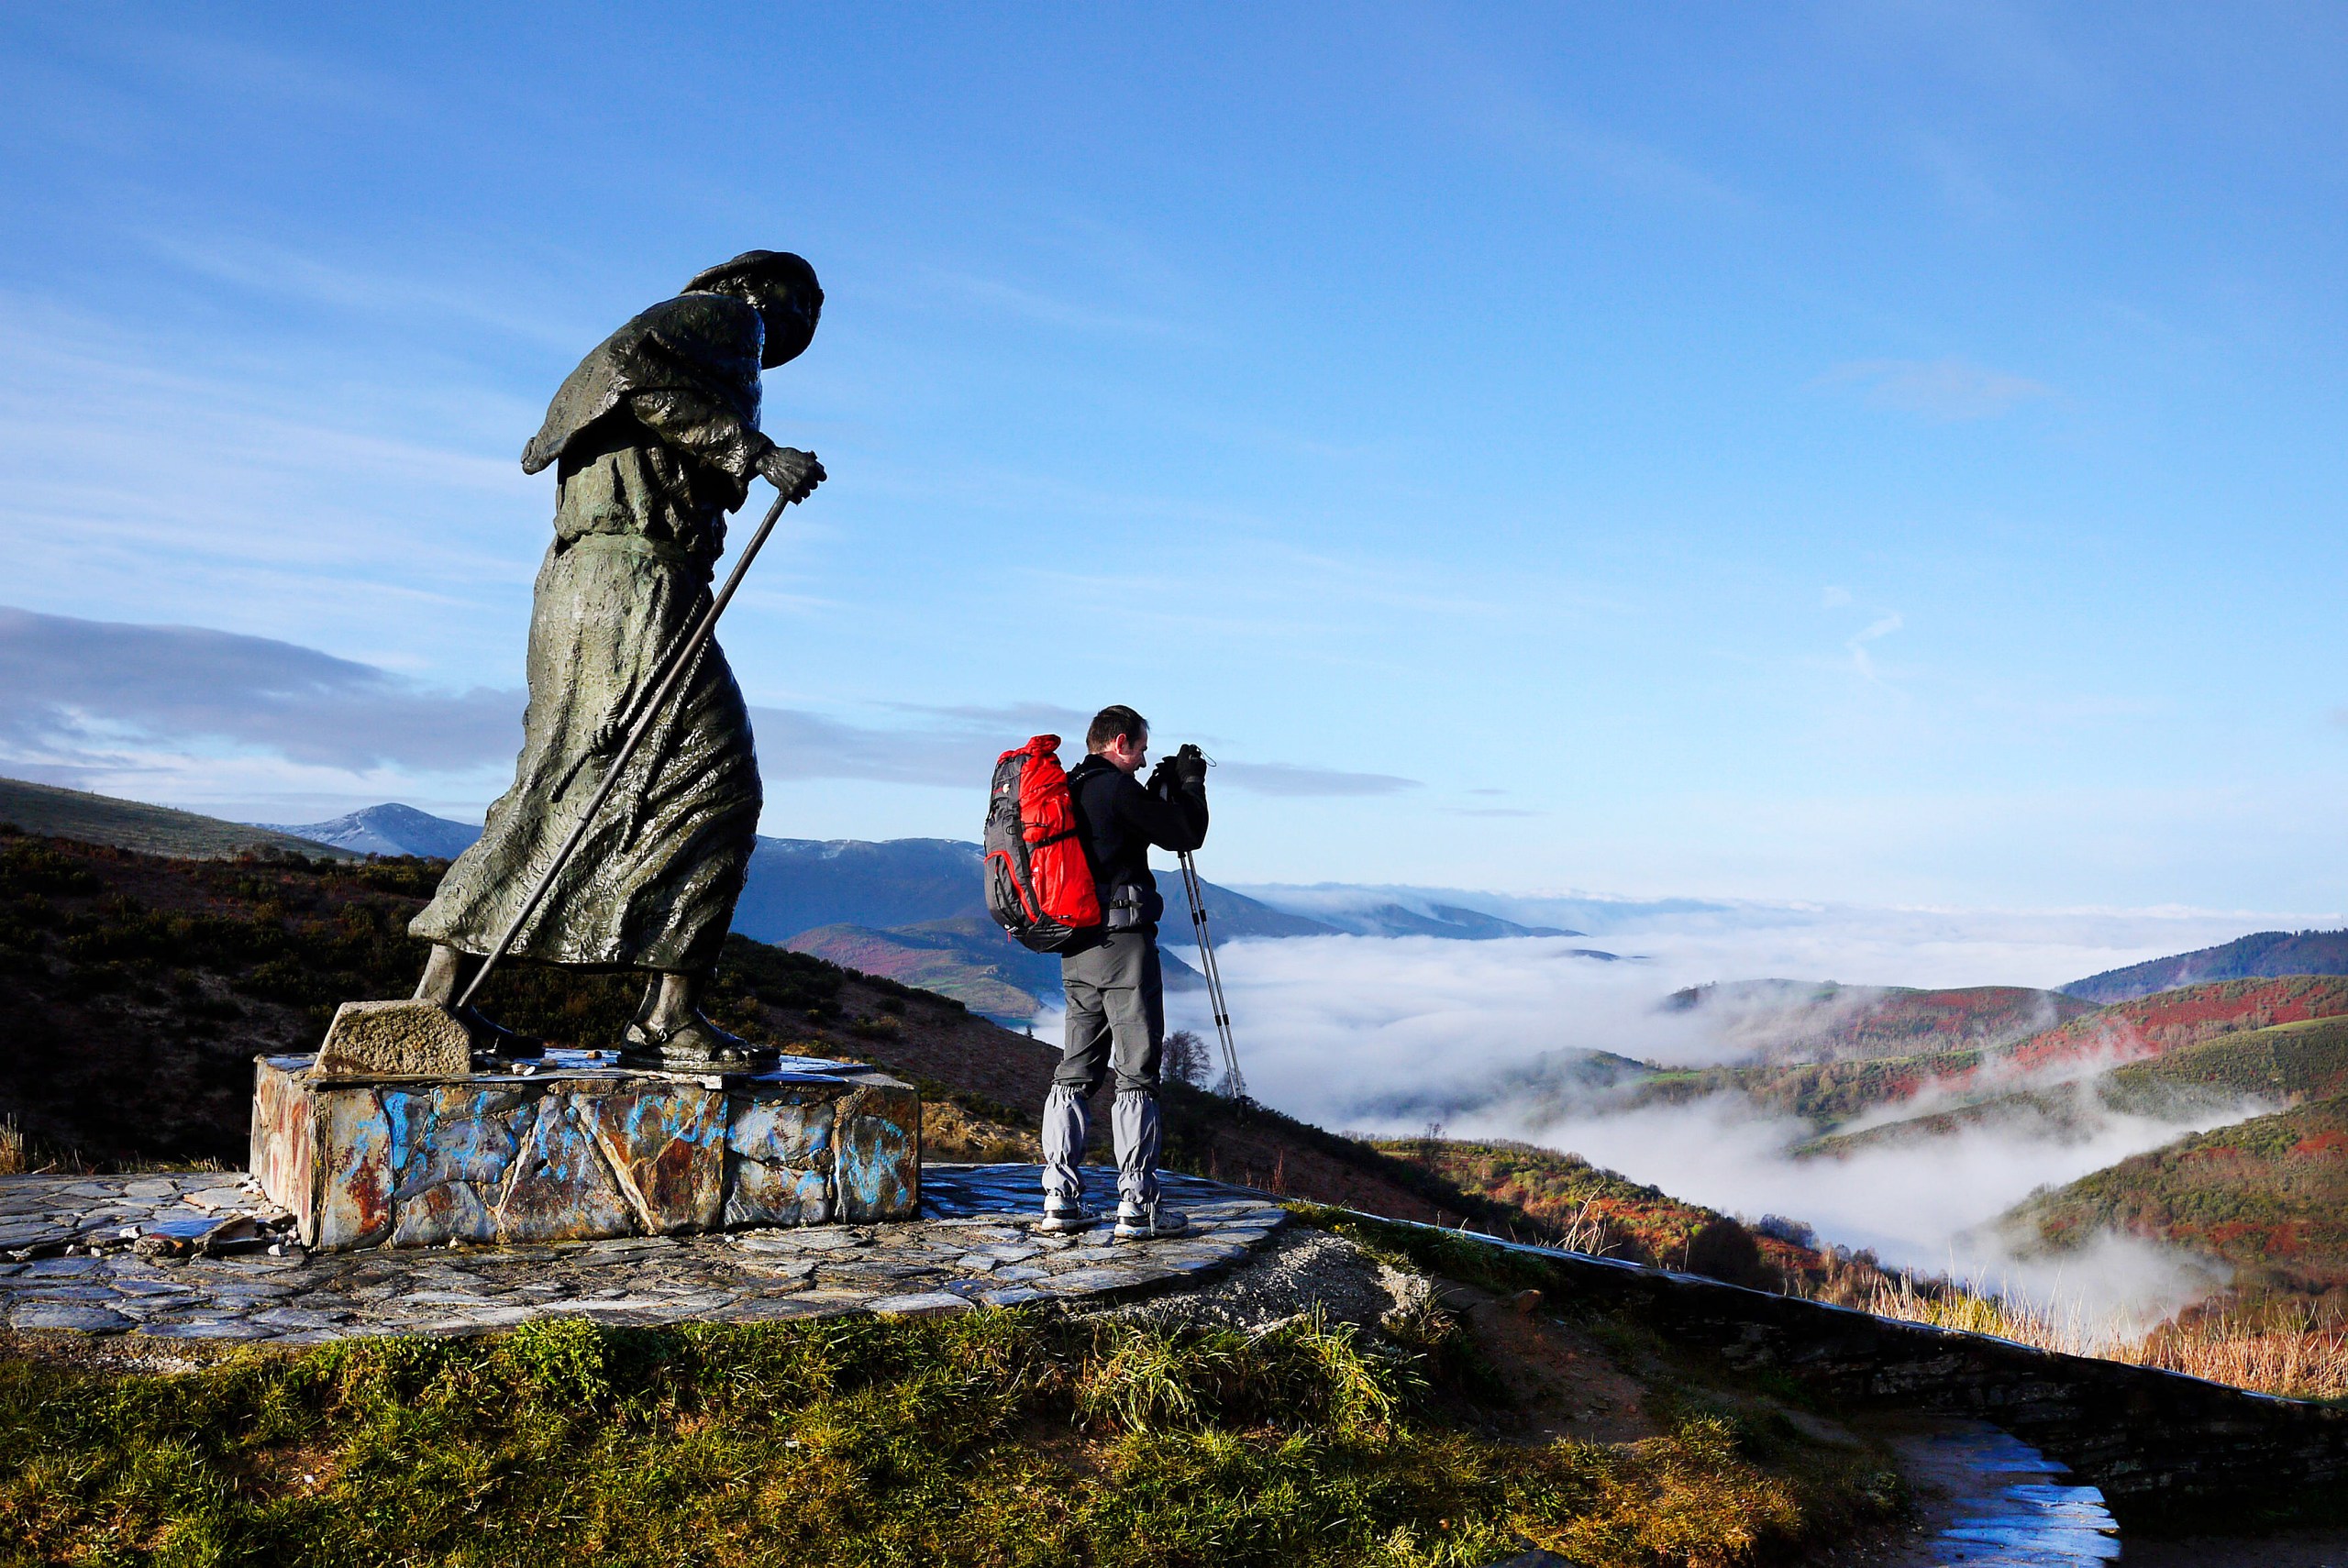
[759,445,825,503]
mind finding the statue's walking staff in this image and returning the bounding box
[314,483,800,1077]
[457,485,794,1015]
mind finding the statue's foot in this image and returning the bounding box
[617,1014,771,1073]
[460,1007,544,1061]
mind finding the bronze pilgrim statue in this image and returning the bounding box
[407,249,825,1071]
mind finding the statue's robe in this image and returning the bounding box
[410,293,770,972]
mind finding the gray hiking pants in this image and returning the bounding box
[1043,929,1163,1208]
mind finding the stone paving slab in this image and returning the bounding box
[0,1165,1284,1346]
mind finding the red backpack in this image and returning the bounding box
[984,734,1102,952]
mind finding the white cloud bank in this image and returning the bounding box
[1151,915,2298,1321]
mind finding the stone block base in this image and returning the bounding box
[250,1050,919,1251]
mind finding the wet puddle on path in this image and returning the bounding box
[1888,1419,2119,1566]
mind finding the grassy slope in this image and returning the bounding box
[1357,1138,1923,1313]
[0,776,351,861]
[2066,929,2348,1004]
[1647,977,2348,1135]
[0,1239,1907,1568]
[1804,1012,2348,1160]
[2101,1014,2348,1111]
[785,914,1060,1021]
[1633,1047,1984,1129]
[1665,980,2091,1064]
[1371,1139,1767,1275]
[2001,1093,2348,1300]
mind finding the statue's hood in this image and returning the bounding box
[520,293,764,475]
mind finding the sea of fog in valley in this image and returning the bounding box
[1079,895,2322,1326]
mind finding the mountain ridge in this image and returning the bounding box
[0,778,352,862]
[2065,929,2348,1004]
[255,802,1583,1015]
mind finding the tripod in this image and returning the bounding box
[1175,849,1246,1099]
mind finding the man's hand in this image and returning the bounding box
[758,444,825,503]
[1172,744,1208,787]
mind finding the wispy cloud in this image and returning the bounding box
[753,702,1089,788]
[1851,0,2098,111]
[1915,136,2008,223]
[141,231,585,350]
[1846,612,1904,685]
[0,289,546,651]
[922,269,1184,338]
[0,605,1419,807]
[1216,762,1421,799]
[1822,357,2053,421]
[1393,13,1743,209]
[0,605,519,778]
[759,703,1419,799]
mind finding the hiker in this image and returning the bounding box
[1042,705,1209,1238]
[407,250,825,1070]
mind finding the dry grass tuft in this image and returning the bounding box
[919,1099,1041,1163]
[1844,1276,2348,1401]
[2132,1306,2348,1400]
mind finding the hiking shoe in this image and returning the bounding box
[1113,1202,1189,1241]
[1037,1195,1095,1233]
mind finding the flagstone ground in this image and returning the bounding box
[0,1163,1286,1352]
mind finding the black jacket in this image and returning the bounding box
[1067,754,1208,933]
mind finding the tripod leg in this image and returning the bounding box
[1177,852,1246,1099]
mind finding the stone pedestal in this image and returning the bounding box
[250,1049,919,1252]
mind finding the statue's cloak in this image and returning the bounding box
[521,293,765,475]
[415,291,770,976]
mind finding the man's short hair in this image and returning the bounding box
[1087,705,1148,754]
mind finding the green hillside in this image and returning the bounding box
[2101,1014,2348,1113]
[1633,1044,1986,1127]
[1651,977,2348,1151]
[786,914,1214,1024]
[785,916,1058,1021]
[1662,978,2090,1062]
[2066,929,2348,1004]
[1999,1093,2348,1299]
[1803,1014,2348,1159]
[0,776,350,860]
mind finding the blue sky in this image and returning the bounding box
[1,4,2342,911]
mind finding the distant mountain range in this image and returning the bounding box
[260,802,483,859]
[2064,930,2348,1004]
[1248,898,1582,942]
[2,777,352,861]
[92,790,2348,1043]
[256,803,1583,1021]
